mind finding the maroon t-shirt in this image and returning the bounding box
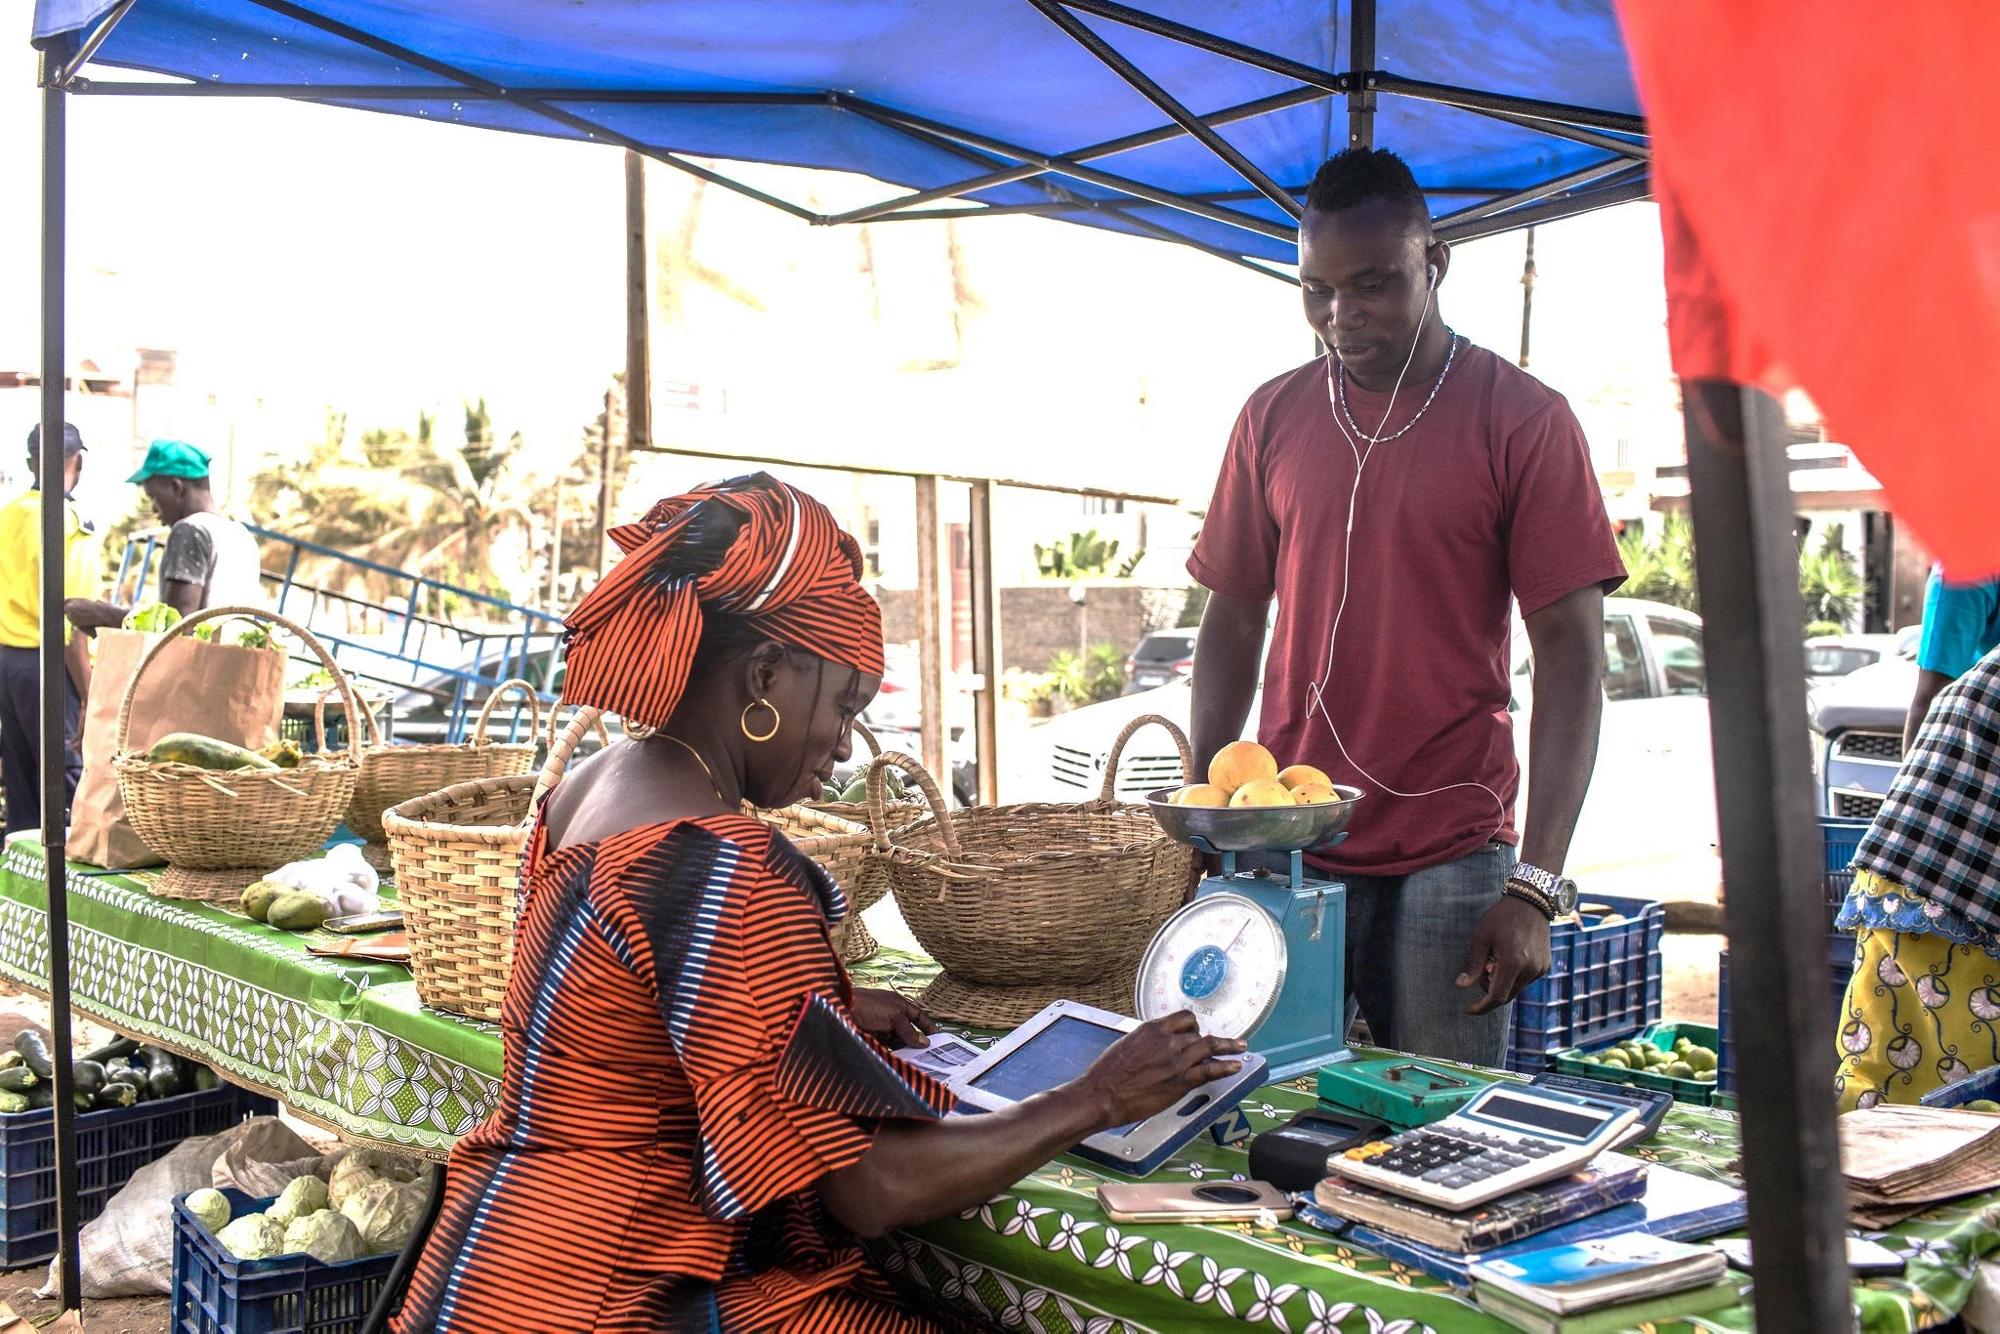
[1189,342,1626,876]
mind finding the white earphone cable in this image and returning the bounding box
[1300,271,1508,837]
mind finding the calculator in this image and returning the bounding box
[1323,1081,1637,1210]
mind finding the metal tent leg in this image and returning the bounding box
[1681,380,1850,1331]
[37,41,84,1315]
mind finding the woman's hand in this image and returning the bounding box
[1073,1011,1246,1128]
[849,987,935,1048]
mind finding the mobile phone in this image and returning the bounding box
[322,910,405,934]
[1096,1179,1293,1225]
[1714,1235,1906,1277]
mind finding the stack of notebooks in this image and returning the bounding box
[1470,1234,1737,1333]
[1841,1104,2000,1226]
[1305,1152,1748,1289]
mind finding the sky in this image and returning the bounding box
[0,7,1676,530]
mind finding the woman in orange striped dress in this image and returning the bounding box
[385,474,1243,1333]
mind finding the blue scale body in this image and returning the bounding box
[1192,844,1355,1083]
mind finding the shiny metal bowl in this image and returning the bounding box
[1144,785,1364,853]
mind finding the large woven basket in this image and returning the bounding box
[877,715,1197,1025]
[380,707,601,1020]
[113,607,363,902]
[341,678,542,856]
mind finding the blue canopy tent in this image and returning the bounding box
[25,4,1846,1329]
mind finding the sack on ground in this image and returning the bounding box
[41,1115,315,1298]
[70,630,284,870]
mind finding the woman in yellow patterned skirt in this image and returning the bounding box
[1834,644,2000,1111]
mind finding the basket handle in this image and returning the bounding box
[314,682,385,752]
[116,605,362,761]
[472,678,544,746]
[865,750,959,859]
[543,699,612,754]
[1099,713,1195,802]
[851,719,882,760]
[533,704,605,809]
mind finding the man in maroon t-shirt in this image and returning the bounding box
[1190,149,1626,1066]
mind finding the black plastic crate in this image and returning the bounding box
[172,1186,397,1334]
[0,1083,276,1268]
[1505,894,1666,1074]
[1821,816,1872,931]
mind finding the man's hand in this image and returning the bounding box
[850,987,936,1048]
[1457,895,1552,1014]
[64,598,127,632]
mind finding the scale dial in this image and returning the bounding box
[1134,892,1287,1040]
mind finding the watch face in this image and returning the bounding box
[1552,878,1580,913]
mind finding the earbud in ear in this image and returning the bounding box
[1427,264,1439,289]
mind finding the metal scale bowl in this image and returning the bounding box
[1137,787,1364,1083]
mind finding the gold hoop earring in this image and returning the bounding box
[740,699,781,743]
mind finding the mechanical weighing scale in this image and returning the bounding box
[1136,787,1366,1082]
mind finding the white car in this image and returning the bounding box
[1006,598,1717,892]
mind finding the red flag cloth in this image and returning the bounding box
[1617,2,2000,579]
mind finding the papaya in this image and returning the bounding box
[146,733,277,772]
[240,881,288,923]
[265,891,335,932]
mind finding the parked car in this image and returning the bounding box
[1007,599,1717,884]
[1808,656,1918,821]
[1124,631,1197,694]
[1805,633,1902,691]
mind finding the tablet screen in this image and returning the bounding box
[968,1016,1124,1103]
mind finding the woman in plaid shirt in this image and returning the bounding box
[1835,644,2000,1109]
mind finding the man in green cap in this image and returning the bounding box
[66,439,264,630]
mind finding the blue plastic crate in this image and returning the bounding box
[0,1083,276,1268]
[172,1186,398,1334]
[1717,933,1858,1093]
[1821,816,1872,930]
[1504,894,1666,1074]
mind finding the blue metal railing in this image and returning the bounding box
[114,524,567,745]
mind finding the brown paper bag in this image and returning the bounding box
[69,630,285,869]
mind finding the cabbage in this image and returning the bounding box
[268,1174,328,1226]
[216,1212,285,1260]
[340,1179,428,1255]
[184,1187,231,1235]
[123,602,182,633]
[326,1148,423,1210]
[283,1208,365,1264]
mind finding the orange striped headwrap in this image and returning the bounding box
[560,474,884,730]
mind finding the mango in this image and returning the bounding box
[265,891,334,932]
[1228,778,1296,808]
[239,880,287,923]
[1277,764,1333,791]
[1290,782,1338,805]
[1173,784,1230,807]
[1208,741,1278,795]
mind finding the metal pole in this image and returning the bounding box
[37,42,83,1314]
[594,388,618,578]
[914,477,948,782]
[1346,0,1376,150]
[968,481,1001,806]
[1518,226,1536,369]
[624,151,651,454]
[1681,380,1850,1331]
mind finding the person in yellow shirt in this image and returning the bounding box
[0,424,97,837]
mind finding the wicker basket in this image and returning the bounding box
[340,678,542,853]
[380,706,604,1020]
[113,607,364,902]
[876,715,1197,1025]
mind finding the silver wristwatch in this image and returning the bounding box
[1504,862,1579,921]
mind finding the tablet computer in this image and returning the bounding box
[945,999,1268,1176]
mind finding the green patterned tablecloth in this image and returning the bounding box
[1,842,1995,1330]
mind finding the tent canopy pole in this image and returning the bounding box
[36,36,83,1314]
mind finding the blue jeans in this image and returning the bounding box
[1341,842,1517,1067]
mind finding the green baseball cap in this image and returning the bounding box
[127,438,212,484]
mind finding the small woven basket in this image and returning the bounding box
[878,715,1197,1026]
[380,707,602,1020]
[341,678,542,855]
[113,607,363,902]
